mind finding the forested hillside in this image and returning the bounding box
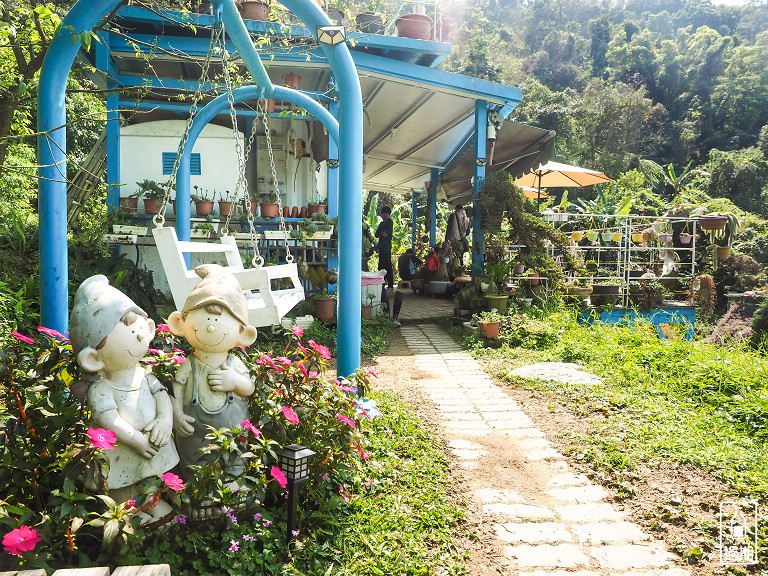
[445,0,768,217]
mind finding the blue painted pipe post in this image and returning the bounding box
[472,100,487,279]
[96,34,121,210]
[429,168,439,246]
[38,0,122,333]
[326,101,340,294]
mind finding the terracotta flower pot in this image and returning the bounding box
[477,320,500,339]
[240,0,270,21]
[698,216,727,231]
[119,197,138,213]
[299,206,308,218]
[362,306,374,320]
[395,13,432,40]
[143,198,161,214]
[313,297,335,321]
[717,246,731,259]
[218,201,235,216]
[284,72,301,89]
[291,205,299,218]
[282,205,290,218]
[195,201,214,216]
[260,202,280,218]
[308,203,327,215]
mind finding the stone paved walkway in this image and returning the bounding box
[399,324,691,576]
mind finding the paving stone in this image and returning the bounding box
[447,438,484,450]
[620,570,691,576]
[516,571,602,576]
[547,472,591,487]
[589,544,674,570]
[522,447,563,461]
[447,427,490,437]
[511,438,553,451]
[482,503,555,520]
[557,503,625,522]
[486,418,536,430]
[450,448,487,460]
[441,412,484,421]
[547,485,608,503]
[504,544,590,568]
[473,488,525,503]
[496,522,573,543]
[444,420,490,430]
[571,522,650,544]
[503,428,546,439]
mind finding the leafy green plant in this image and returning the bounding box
[473,309,503,323]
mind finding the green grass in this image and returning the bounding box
[304,391,467,575]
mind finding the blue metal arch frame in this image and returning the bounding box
[38,0,364,376]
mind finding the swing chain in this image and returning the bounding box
[154,23,224,229]
[261,104,294,263]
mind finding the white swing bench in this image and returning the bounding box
[153,226,304,327]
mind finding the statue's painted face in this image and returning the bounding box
[97,314,156,372]
[181,307,243,354]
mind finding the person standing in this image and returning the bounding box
[446,203,470,274]
[375,206,394,288]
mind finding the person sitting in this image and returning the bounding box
[397,248,423,282]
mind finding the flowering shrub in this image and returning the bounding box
[0,324,373,572]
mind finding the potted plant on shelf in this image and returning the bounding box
[589,277,622,306]
[239,0,271,20]
[395,3,432,40]
[356,0,386,33]
[259,190,280,218]
[484,259,512,313]
[473,309,503,339]
[312,290,336,321]
[561,281,592,305]
[119,190,141,213]
[218,190,236,217]
[191,186,214,216]
[628,280,667,310]
[362,292,377,320]
[135,179,166,214]
[191,222,216,239]
[308,196,327,215]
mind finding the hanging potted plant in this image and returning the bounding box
[679,221,693,245]
[658,221,673,244]
[473,309,503,339]
[571,230,584,242]
[259,190,280,218]
[356,0,386,33]
[191,186,214,216]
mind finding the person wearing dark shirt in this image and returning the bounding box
[375,206,394,288]
[397,248,423,281]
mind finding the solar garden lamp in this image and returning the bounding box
[277,444,316,546]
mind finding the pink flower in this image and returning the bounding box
[229,539,239,552]
[363,480,373,488]
[337,413,356,428]
[37,326,69,341]
[353,441,369,461]
[270,465,288,489]
[241,419,261,437]
[171,355,185,365]
[308,339,331,360]
[309,371,318,378]
[281,405,300,425]
[263,519,272,527]
[162,472,186,491]
[11,331,34,345]
[258,354,278,370]
[296,342,308,354]
[124,499,136,508]
[275,356,292,367]
[291,325,304,338]
[298,363,309,378]
[156,324,171,332]
[338,381,357,393]
[322,472,329,481]
[147,348,161,355]
[173,514,187,525]
[2,526,41,555]
[87,427,116,450]
[366,365,378,378]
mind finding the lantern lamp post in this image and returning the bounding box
[277,444,316,546]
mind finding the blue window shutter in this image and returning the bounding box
[162,152,201,175]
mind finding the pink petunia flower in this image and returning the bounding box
[229,539,239,552]
[156,324,171,332]
[162,472,186,491]
[337,413,356,429]
[307,339,331,360]
[2,526,41,555]
[11,331,34,345]
[241,419,261,437]
[291,325,304,338]
[281,405,300,425]
[87,427,116,450]
[37,326,69,341]
[270,465,288,489]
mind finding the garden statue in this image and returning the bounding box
[70,275,179,522]
[167,264,258,478]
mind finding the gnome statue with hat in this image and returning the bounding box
[167,264,258,479]
[70,275,179,523]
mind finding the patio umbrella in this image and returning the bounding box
[518,185,550,200]
[515,161,612,206]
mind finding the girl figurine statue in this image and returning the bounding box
[69,275,179,522]
[166,264,258,478]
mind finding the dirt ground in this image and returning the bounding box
[370,327,739,576]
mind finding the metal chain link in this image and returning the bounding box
[154,24,224,229]
[260,104,293,263]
